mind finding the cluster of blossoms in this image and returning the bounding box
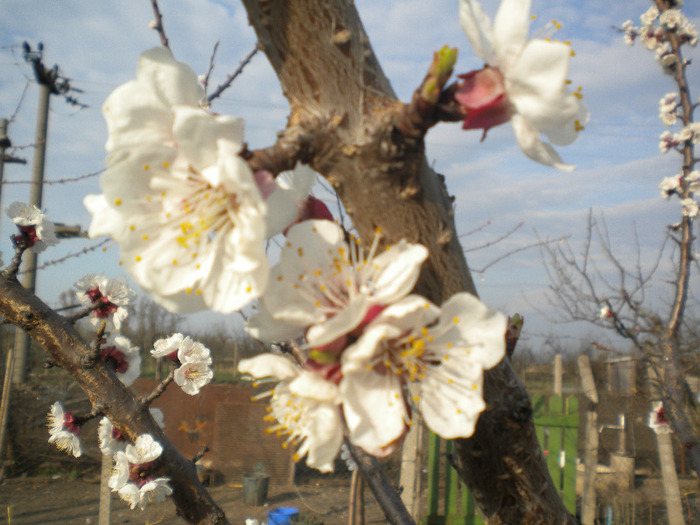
[6,202,58,254]
[240,220,506,472]
[659,92,679,126]
[85,47,317,315]
[622,3,700,221]
[99,408,164,455]
[454,0,589,171]
[621,5,697,74]
[75,274,134,331]
[151,333,214,395]
[109,434,172,510]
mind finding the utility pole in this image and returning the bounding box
[11,43,72,384]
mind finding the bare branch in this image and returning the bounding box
[139,368,176,407]
[148,0,170,50]
[202,41,220,98]
[464,221,524,253]
[207,45,258,104]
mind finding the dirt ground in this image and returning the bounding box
[0,473,387,525]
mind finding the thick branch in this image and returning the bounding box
[0,275,229,525]
[242,1,574,522]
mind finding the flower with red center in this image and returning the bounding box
[648,401,672,435]
[98,409,164,456]
[100,334,141,386]
[109,434,172,510]
[75,274,133,331]
[340,293,506,452]
[246,220,428,348]
[455,66,513,134]
[151,334,213,395]
[47,402,82,458]
[6,202,58,253]
[457,0,589,171]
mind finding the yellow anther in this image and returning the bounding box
[135,255,142,262]
[162,161,169,168]
[114,198,122,206]
[144,165,150,171]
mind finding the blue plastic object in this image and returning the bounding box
[267,507,299,525]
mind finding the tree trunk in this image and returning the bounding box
[240,1,575,522]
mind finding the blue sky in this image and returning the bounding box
[0,0,698,352]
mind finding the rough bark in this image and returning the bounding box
[241,0,575,522]
[0,275,229,525]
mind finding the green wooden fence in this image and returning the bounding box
[424,394,579,524]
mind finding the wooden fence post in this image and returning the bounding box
[98,453,112,525]
[578,355,599,525]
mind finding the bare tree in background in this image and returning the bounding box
[543,0,700,479]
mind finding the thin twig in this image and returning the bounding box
[459,218,493,238]
[472,236,568,274]
[202,41,220,98]
[464,221,523,253]
[207,45,258,104]
[140,368,176,407]
[81,320,107,367]
[4,239,27,278]
[149,0,170,50]
[192,446,210,464]
[67,301,100,324]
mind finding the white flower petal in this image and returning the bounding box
[126,434,163,464]
[459,0,495,62]
[366,241,428,304]
[420,375,485,439]
[511,115,575,172]
[305,295,368,347]
[289,371,340,403]
[493,0,532,72]
[303,403,344,473]
[238,354,299,381]
[341,368,408,455]
[139,478,173,509]
[109,452,130,490]
[118,483,141,510]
